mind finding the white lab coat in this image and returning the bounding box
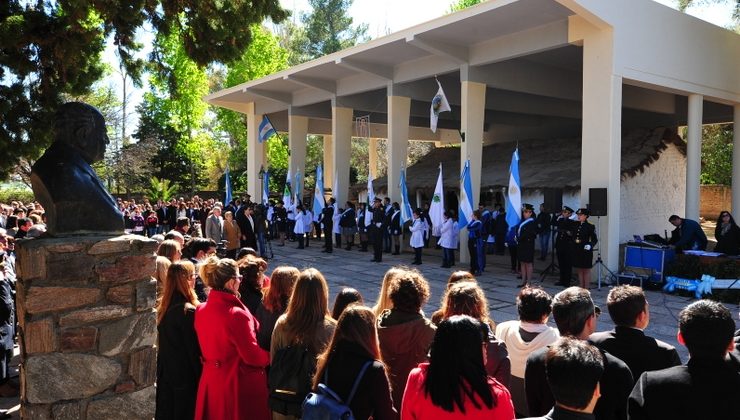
[293,211,306,234]
[438,218,455,249]
[410,217,425,248]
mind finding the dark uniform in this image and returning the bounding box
[555,208,576,286]
[369,201,385,262]
[321,202,334,253]
[517,216,538,263]
[572,221,598,269]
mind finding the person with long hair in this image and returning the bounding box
[313,306,397,420]
[377,270,436,411]
[572,208,597,289]
[270,268,337,419]
[372,267,406,318]
[256,266,299,351]
[431,271,476,325]
[194,257,270,420]
[157,239,182,262]
[401,316,515,420]
[222,210,242,259]
[441,282,511,388]
[156,261,201,420]
[331,287,364,320]
[153,256,171,299]
[713,210,740,255]
[236,253,267,315]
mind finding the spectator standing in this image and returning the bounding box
[255,266,299,351]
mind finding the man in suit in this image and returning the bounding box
[590,286,681,382]
[369,197,385,262]
[166,199,178,231]
[521,337,604,420]
[383,197,393,253]
[320,198,335,253]
[668,214,708,251]
[525,287,633,420]
[239,205,257,249]
[628,300,740,419]
[205,206,223,244]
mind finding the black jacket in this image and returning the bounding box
[155,294,202,420]
[590,327,681,383]
[714,223,740,255]
[628,356,740,420]
[319,341,397,420]
[526,344,633,420]
[521,406,595,420]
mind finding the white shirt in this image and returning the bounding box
[410,217,425,248]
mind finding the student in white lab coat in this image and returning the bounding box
[410,209,425,265]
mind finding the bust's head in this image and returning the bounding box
[54,102,108,164]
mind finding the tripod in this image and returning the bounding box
[592,216,617,289]
[539,231,559,282]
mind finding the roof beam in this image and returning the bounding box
[243,88,292,104]
[335,57,394,80]
[405,34,468,64]
[283,75,336,94]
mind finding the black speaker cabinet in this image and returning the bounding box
[543,188,563,213]
[588,188,608,216]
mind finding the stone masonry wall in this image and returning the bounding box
[15,235,157,420]
[700,185,731,220]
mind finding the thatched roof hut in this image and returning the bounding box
[363,127,685,195]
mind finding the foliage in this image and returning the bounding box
[295,0,369,61]
[699,124,733,185]
[146,177,178,203]
[0,0,288,181]
[449,0,484,12]
[0,185,34,204]
[676,0,739,23]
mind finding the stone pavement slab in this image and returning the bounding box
[267,240,740,363]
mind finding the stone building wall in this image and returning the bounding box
[700,185,731,220]
[15,235,157,420]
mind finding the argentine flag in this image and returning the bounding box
[458,160,474,229]
[294,169,303,201]
[429,164,444,236]
[313,165,325,219]
[399,168,413,224]
[283,169,292,207]
[224,166,232,205]
[262,169,269,204]
[365,170,375,226]
[506,148,522,229]
[258,115,276,143]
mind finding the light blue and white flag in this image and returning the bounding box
[258,115,276,143]
[458,160,474,229]
[262,169,269,204]
[294,169,303,202]
[429,163,444,236]
[224,166,232,205]
[313,165,325,217]
[365,170,375,226]
[399,168,413,224]
[333,176,339,216]
[283,169,292,208]
[506,148,522,229]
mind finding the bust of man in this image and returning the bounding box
[30,102,124,235]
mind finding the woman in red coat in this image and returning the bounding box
[194,256,270,420]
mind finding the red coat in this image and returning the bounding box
[194,290,270,420]
[401,363,515,420]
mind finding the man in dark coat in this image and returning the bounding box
[0,259,15,402]
[628,300,740,419]
[668,215,708,251]
[590,286,681,382]
[525,287,633,420]
[555,207,576,286]
[369,198,385,262]
[321,198,335,253]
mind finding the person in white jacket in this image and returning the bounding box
[409,209,425,265]
[293,204,306,249]
[303,208,313,247]
[437,211,456,268]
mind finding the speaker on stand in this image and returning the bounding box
[588,188,617,289]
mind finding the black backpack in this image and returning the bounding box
[269,344,317,416]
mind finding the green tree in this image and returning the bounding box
[700,124,734,185]
[0,0,287,180]
[298,0,369,60]
[449,0,484,12]
[676,0,739,23]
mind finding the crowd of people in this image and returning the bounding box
[0,197,739,419]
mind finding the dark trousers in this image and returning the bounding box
[509,244,518,271]
[314,222,322,238]
[495,234,506,254]
[323,225,333,252]
[468,238,479,273]
[371,227,383,261]
[296,233,304,249]
[414,247,422,264]
[383,229,391,252]
[556,241,572,284]
[335,233,342,248]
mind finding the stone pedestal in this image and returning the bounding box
[15,235,157,420]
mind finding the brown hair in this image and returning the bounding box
[331,288,364,320]
[199,256,239,292]
[263,266,300,313]
[606,285,647,327]
[237,254,267,294]
[313,306,387,389]
[372,266,407,317]
[442,281,494,330]
[157,239,181,262]
[283,268,333,350]
[388,270,430,313]
[431,273,477,325]
[157,260,199,324]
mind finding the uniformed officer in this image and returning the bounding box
[555,206,576,286]
[572,208,598,289]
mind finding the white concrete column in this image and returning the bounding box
[323,135,334,192]
[575,18,621,274]
[288,113,309,199]
[686,94,703,221]
[387,95,411,202]
[733,104,740,214]
[458,80,487,264]
[332,106,353,204]
[245,103,265,200]
[369,138,379,178]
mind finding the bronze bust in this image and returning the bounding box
[31,102,124,235]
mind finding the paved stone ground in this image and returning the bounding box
[267,238,740,364]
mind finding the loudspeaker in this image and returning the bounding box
[543,188,563,214]
[588,188,608,216]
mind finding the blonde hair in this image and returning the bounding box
[157,260,199,324]
[263,266,300,313]
[157,240,181,262]
[372,266,407,317]
[199,256,239,292]
[283,268,333,350]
